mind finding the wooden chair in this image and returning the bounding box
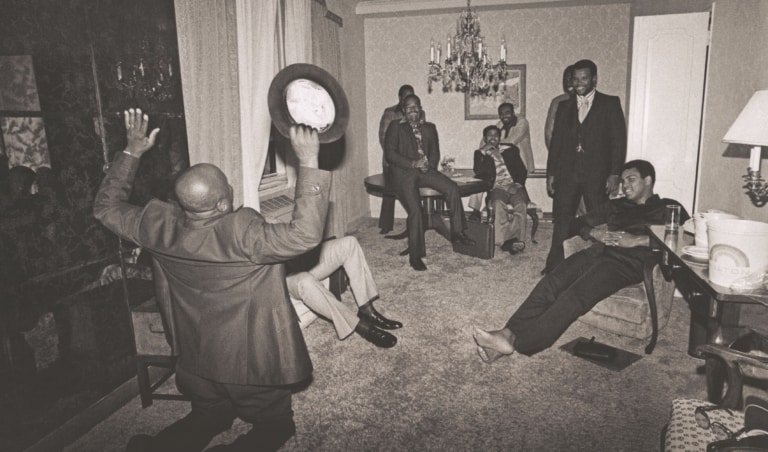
[129,241,348,408]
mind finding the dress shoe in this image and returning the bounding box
[469,210,482,222]
[410,257,427,271]
[379,227,392,234]
[501,239,525,255]
[355,321,397,348]
[451,232,476,246]
[358,304,402,330]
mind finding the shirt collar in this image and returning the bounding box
[577,89,595,105]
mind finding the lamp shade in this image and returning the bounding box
[723,90,768,146]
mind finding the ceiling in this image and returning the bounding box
[354,0,599,15]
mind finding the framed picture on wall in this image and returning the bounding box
[464,64,526,120]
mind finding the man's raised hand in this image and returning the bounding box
[124,108,160,158]
[290,124,320,169]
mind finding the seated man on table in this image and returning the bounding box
[287,236,402,348]
[471,125,530,255]
[385,94,474,272]
[472,159,689,362]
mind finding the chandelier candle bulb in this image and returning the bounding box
[430,39,435,63]
[436,43,442,64]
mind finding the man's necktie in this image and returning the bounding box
[578,98,590,123]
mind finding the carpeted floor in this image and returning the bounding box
[66,219,719,452]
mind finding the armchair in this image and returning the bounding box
[564,236,675,354]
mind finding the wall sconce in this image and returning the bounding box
[723,90,768,206]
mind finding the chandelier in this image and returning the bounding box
[427,0,507,97]
[115,35,177,104]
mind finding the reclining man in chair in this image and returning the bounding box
[472,159,689,362]
[471,124,530,255]
[287,236,402,348]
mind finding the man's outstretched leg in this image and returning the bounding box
[472,326,515,364]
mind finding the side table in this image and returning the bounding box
[647,225,768,403]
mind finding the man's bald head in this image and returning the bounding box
[174,163,232,215]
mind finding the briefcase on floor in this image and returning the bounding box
[452,216,494,259]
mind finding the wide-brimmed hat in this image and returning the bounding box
[267,63,349,144]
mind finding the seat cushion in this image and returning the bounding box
[131,297,171,356]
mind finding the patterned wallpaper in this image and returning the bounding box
[0,0,186,298]
[363,3,629,214]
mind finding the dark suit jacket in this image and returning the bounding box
[384,120,440,174]
[473,144,528,188]
[547,91,626,184]
[94,152,331,386]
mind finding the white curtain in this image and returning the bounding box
[176,0,314,209]
[175,0,242,205]
[237,0,311,209]
[311,0,346,237]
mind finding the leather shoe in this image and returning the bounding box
[410,257,427,271]
[451,232,476,246]
[501,239,525,255]
[355,321,397,348]
[358,304,402,330]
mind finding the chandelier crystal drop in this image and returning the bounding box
[427,0,507,97]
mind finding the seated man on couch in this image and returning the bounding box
[472,159,689,362]
[287,236,402,348]
[471,125,530,255]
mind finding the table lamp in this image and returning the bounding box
[723,90,768,206]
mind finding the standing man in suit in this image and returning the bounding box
[385,94,474,271]
[543,59,627,274]
[95,109,330,452]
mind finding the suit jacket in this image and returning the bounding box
[94,152,331,386]
[473,144,528,188]
[547,91,626,184]
[384,120,440,175]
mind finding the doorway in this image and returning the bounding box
[627,12,711,214]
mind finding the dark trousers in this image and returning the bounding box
[544,170,608,271]
[142,366,295,452]
[506,245,644,356]
[390,167,466,260]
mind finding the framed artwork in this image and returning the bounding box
[464,64,526,120]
